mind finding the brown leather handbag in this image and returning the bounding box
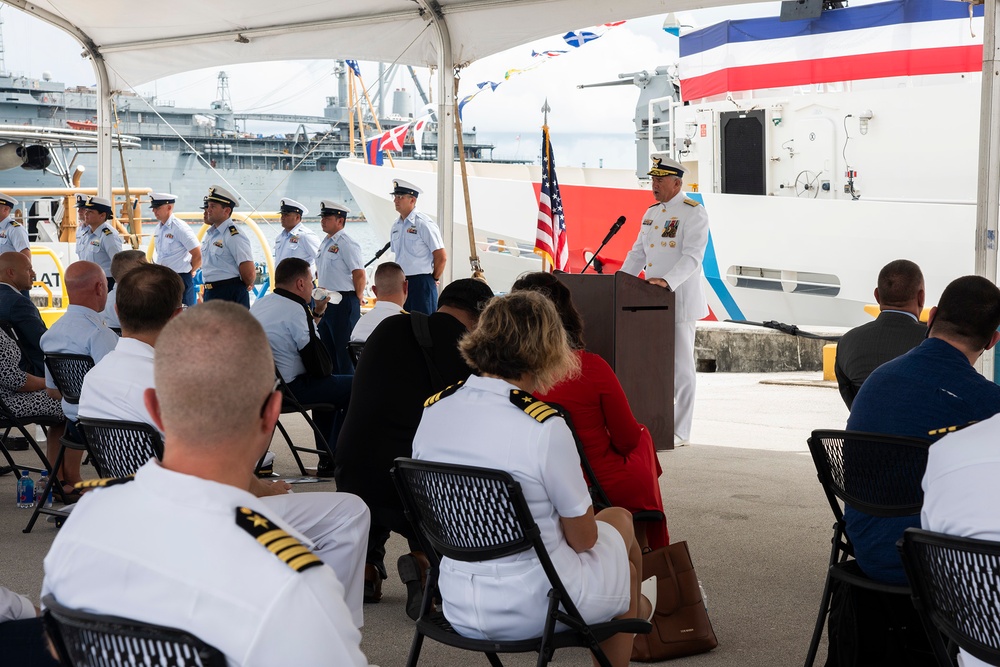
[631,541,719,662]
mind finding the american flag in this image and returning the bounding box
[534,127,569,271]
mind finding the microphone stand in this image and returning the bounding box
[364,242,391,268]
[580,218,626,274]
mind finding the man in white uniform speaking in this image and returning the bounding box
[621,154,709,446]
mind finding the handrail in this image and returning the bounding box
[29,245,69,310]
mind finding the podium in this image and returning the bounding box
[557,272,675,451]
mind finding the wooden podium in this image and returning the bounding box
[557,272,675,451]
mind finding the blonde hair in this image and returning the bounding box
[460,291,579,394]
[154,301,275,446]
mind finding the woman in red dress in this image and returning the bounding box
[512,272,668,549]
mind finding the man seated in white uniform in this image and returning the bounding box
[350,261,408,343]
[100,250,147,330]
[43,301,371,666]
[76,273,368,626]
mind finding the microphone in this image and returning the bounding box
[601,216,626,245]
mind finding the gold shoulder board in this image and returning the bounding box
[927,420,979,437]
[228,225,239,236]
[74,475,135,490]
[102,227,113,235]
[236,507,323,573]
[10,220,20,227]
[683,198,701,207]
[424,381,464,408]
[509,389,561,423]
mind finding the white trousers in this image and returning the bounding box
[674,321,697,441]
[263,492,370,628]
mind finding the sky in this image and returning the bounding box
[0,1,786,168]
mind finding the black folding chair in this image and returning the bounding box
[392,457,651,667]
[43,593,226,667]
[22,354,95,533]
[899,527,1000,667]
[77,418,164,479]
[347,341,365,368]
[804,429,932,667]
[271,370,337,476]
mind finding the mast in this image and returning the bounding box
[0,8,6,76]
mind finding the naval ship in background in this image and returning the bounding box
[0,62,498,220]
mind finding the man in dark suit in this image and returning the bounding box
[0,251,46,375]
[835,259,926,410]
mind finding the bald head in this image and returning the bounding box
[154,301,275,447]
[0,252,33,291]
[372,261,406,305]
[64,261,108,312]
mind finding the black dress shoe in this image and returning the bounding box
[4,437,29,451]
[0,466,12,476]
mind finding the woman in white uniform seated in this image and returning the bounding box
[412,291,647,667]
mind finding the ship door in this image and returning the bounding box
[719,110,766,196]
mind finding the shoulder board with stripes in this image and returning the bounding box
[645,202,660,211]
[228,225,239,236]
[74,475,134,490]
[424,381,464,408]
[10,220,20,227]
[509,389,561,423]
[927,420,979,437]
[236,507,322,573]
[683,198,700,207]
[102,227,113,235]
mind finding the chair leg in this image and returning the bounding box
[404,628,426,667]
[23,443,65,534]
[485,653,504,667]
[804,571,834,667]
[274,419,307,476]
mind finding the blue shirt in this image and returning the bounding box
[76,222,124,278]
[200,220,253,282]
[40,305,119,421]
[845,337,1000,584]
[250,291,310,381]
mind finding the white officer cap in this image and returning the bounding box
[648,154,685,178]
[206,185,239,208]
[149,192,177,207]
[76,194,113,216]
[390,179,422,197]
[279,198,309,216]
[319,200,350,217]
[0,192,17,208]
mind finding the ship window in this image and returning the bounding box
[725,265,840,296]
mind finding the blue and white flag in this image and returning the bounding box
[563,30,599,47]
[345,60,362,77]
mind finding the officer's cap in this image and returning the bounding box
[206,185,238,208]
[149,192,177,207]
[390,179,422,198]
[200,196,208,210]
[648,154,685,179]
[319,200,350,218]
[438,278,494,315]
[76,194,113,216]
[0,192,17,208]
[280,198,308,216]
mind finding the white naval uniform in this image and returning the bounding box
[349,300,406,342]
[250,291,310,381]
[100,287,119,329]
[274,222,321,271]
[0,215,29,254]
[153,214,200,273]
[76,221,124,278]
[40,305,118,421]
[921,414,1000,667]
[68,349,368,628]
[78,337,156,427]
[620,194,709,441]
[412,376,630,641]
[200,219,253,281]
[0,586,34,621]
[42,461,369,667]
[316,230,364,291]
[389,210,444,276]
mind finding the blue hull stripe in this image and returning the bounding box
[689,193,745,321]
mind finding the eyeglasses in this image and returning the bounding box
[260,377,281,417]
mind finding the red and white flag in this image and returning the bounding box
[379,123,411,152]
[412,115,431,153]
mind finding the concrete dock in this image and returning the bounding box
[0,370,850,666]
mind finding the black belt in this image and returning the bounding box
[203,277,243,290]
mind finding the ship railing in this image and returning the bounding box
[29,246,70,325]
[0,125,140,147]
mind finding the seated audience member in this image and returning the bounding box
[513,272,668,549]
[42,301,372,663]
[335,278,494,614]
[101,250,148,330]
[922,413,1000,667]
[0,585,59,667]
[846,275,1000,585]
[40,261,118,488]
[0,251,46,374]
[412,291,647,667]
[250,258,351,471]
[350,262,407,343]
[0,328,64,470]
[835,260,927,410]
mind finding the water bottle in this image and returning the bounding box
[16,470,34,509]
[698,579,709,612]
[38,470,53,508]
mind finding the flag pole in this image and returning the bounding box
[454,69,485,280]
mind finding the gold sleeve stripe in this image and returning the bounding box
[236,507,323,573]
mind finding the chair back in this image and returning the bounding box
[347,341,365,368]
[807,429,931,519]
[43,594,226,667]
[44,353,95,405]
[899,528,1000,666]
[77,418,164,479]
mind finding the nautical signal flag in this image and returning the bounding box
[534,127,569,272]
[379,123,410,152]
[365,136,383,166]
[563,30,599,47]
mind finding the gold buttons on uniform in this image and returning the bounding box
[650,244,654,248]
